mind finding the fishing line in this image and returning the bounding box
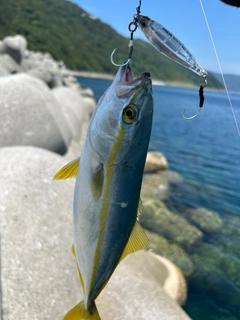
[199,0,240,136]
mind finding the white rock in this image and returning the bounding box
[0,146,78,320]
[2,35,27,63]
[0,54,23,73]
[0,146,190,320]
[96,250,190,320]
[0,74,72,154]
[52,87,87,140]
[0,65,10,77]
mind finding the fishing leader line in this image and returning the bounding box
[199,0,240,137]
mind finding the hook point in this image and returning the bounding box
[110,48,131,67]
[183,107,201,120]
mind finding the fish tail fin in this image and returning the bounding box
[63,301,101,320]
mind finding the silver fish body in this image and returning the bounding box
[55,62,153,319]
[74,63,153,308]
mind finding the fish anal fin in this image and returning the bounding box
[53,157,80,180]
[64,301,101,320]
[71,244,76,257]
[119,221,149,263]
[71,244,85,294]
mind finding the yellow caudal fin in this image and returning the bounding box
[119,221,149,263]
[64,301,101,320]
[53,157,80,180]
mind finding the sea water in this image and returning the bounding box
[78,77,240,320]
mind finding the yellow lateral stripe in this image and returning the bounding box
[89,124,125,298]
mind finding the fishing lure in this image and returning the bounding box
[136,14,208,120]
[111,1,208,119]
[136,15,208,79]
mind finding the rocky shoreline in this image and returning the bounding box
[0,34,191,319]
[1,33,239,320]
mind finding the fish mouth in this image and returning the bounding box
[115,61,151,99]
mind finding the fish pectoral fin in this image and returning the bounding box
[64,301,101,320]
[119,221,149,263]
[90,164,104,201]
[53,157,80,180]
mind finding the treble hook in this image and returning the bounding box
[110,48,131,67]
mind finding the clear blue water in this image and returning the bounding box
[77,77,240,319]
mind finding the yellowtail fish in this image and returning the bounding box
[54,61,153,319]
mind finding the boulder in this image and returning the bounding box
[21,51,45,71]
[144,151,169,172]
[0,40,5,53]
[0,73,72,154]
[96,251,191,320]
[0,54,23,73]
[0,146,77,320]
[140,199,203,251]
[2,35,27,63]
[0,146,191,320]
[141,170,183,203]
[141,171,169,202]
[182,207,223,233]
[0,65,10,77]
[52,87,87,141]
[80,87,94,97]
[145,230,194,277]
[28,68,53,84]
[22,51,63,88]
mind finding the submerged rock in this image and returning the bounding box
[145,230,194,277]
[140,199,203,251]
[144,151,169,172]
[182,207,223,233]
[141,171,169,201]
[190,242,240,318]
[0,73,72,154]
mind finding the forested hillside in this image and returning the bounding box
[0,0,223,88]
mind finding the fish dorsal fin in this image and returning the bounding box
[119,221,149,263]
[53,157,80,180]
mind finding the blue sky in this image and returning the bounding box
[70,0,240,75]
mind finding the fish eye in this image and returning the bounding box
[140,20,146,28]
[122,105,137,124]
